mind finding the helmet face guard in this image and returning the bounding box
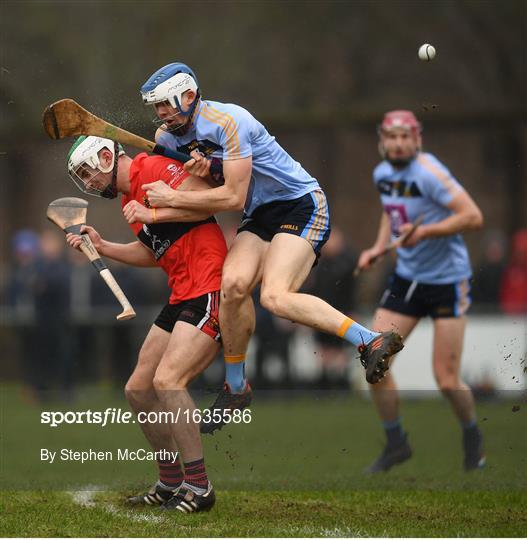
[141,63,200,135]
[67,137,122,198]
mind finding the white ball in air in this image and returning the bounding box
[418,43,436,61]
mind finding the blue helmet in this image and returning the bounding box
[141,62,200,117]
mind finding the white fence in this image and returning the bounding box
[274,315,527,393]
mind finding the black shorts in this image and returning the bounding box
[379,273,472,319]
[154,291,221,341]
[237,189,331,258]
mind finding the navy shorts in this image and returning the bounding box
[237,189,331,259]
[380,273,472,319]
[154,291,221,341]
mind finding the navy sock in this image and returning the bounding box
[462,420,479,440]
[462,419,477,431]
[383,418,404,446]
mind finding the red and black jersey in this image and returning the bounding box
[122,153,227,304]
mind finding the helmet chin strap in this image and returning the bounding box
[170,92,201,136]
[101,141,119,199]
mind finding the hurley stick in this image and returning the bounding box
[353,215,425,277]
[43,98,221,174]
[46,197,136,321]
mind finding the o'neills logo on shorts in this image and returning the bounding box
[280,224,299,231]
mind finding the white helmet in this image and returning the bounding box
[67,136,124,198]
[140,62,200,135]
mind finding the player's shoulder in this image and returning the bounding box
[130,152,150,175]
[199,100,254,126]
[202,99,251,116]
[156,128,177,147]
[415,152,451,180]
[373,160,392,182]
[132,151,176,168]
[132,152,184,178]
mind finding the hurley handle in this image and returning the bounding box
[79,235,136,321]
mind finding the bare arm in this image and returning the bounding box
[123,174,214,224]
[66,226,157,267]
[372,212,392,251]
[420,190,483,238]
[97,240,158,267]
[142,156,252,213]
[357,212,392,270]
[401,190,483,247]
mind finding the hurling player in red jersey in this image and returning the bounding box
[64,136,227,513]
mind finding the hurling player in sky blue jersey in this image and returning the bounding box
[139,63,404,432]
[356,110,485,473]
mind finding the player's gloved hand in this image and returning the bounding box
[357,247,383,271]
[65,225,103,252]
[141,180,176,208]
[399,222,425,247]
[184,150,212,179]
[123,200,153,224]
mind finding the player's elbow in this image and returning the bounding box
[467,207,484,230]
[231,197,245,211]
[225,192,245,211]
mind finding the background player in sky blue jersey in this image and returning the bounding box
[356,110,485,473]
[139,63,404,430]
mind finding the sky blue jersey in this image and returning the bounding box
[157,100,320,216]
[373,152,472,284]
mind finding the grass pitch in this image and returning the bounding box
[1,384,526,537]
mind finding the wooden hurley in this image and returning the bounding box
[42,98,221,174]
[46,197,136,321]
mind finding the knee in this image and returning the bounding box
[435,373,460,394]
[259,287,286,317]
[125,377,150,411]
[221,271,252,304]
[153,362,190,392]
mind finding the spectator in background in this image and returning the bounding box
[35,229,73,400]
[308,226,358,389]
[471,229,507,312]
[7,230,41,401]
[67,246,98,383]
[90,261,147,387]
[500,229,527,314]
[252,285,295,389]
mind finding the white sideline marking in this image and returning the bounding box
[320,525,369,537]
[67,484,102,508]
[68,486,166,524]
[106,503,166,524]
[286,524,369,537]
